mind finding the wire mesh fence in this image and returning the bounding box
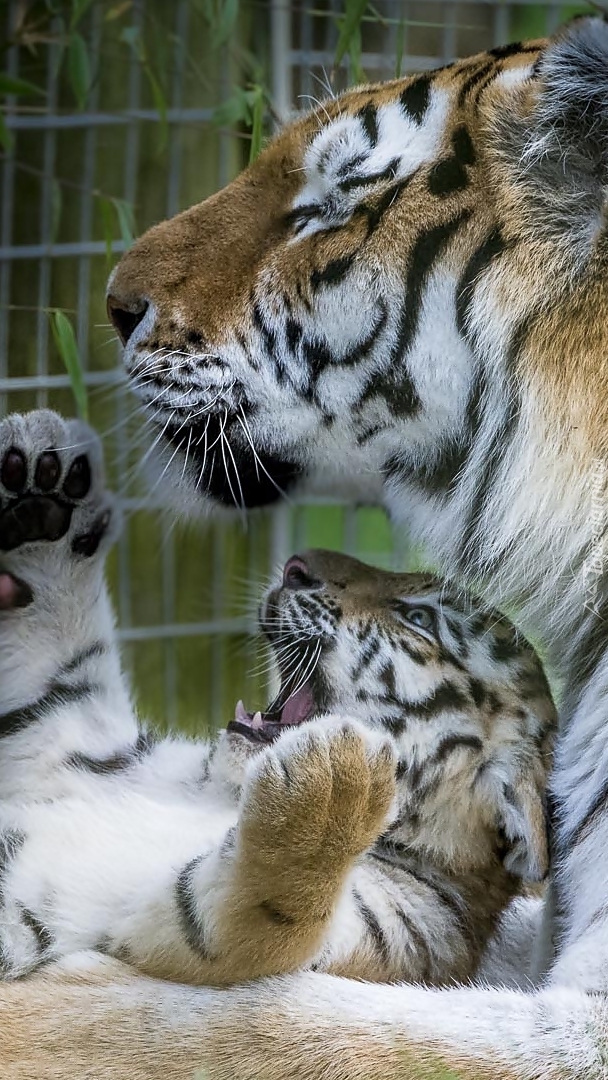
[0,0,592,732]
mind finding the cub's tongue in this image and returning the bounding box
[279,684,315,725]
[229,681,316,744]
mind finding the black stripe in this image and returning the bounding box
[562,774,608,853]
[457,316,531,574]
[67,730,155,774]
[428,157,469,197]
[359,172,417,238]
[389,855,471,938]
[175,855,212,958]
[311,254,355,291]
[20,907,53,953]
[394,904,432,979]
[380,713,408,736]
[340,157,401,193]
[452,125,476,165]
[0,681,96,739]
[383,434,469,497]
[404,681,469,718]
[283,204,320,231]
[353,889,391,966]
[400,74,432,124]
[456,227,508,338]
[489,42,539,60]
[285,316,302,354]
[490,627,523,662]
[473,70,502,106]
[57,641,107,678]
[0,829,24,898]
[379,661,397,700]
[564,583,608,708]
[381,356,485,492]
[395,758,408,780]
[304,300,388,386]
[358,102,379,146]
[429,733,483,765]
[351,633,382,680]
[252,301,277,358]
[361,212,472,420]
[445,616,468,655]
[457,62,496,107]
[395,209,473,370]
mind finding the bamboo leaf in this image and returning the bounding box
[112,197,136,249]
[67,31,91,110]
[105,1,133,20]
[248,85,265,163]
[212,87,249,128]
[394,17,405,78]
[105,1,132,19]
[348,25,365,85]
[145,65,168,152]
[119,25,143,58]
[50,311,88,421]
[0,74,46,97]
[334,0,368,68]
[99,197,115,264]
[70,0,95,31]
[215,0,239,48]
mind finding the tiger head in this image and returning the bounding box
[230,549,556,883]
[107,18,608,530]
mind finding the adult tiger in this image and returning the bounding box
[3,15,608,1080]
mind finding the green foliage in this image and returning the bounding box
[248,83,265,162]
[334,0,368,67]
[67,30,91,110]
[120,25,168,151]
[199,0,240,49]
[394,17,405,78]
[100,196,137,264]
[50,311,89,422]
[0,73,46,152]
[334,0,368,83]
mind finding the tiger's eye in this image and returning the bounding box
[406,608,434,632]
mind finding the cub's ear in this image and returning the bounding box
[488,16,608,249]
[495,772,549,883]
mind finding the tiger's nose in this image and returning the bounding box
[106,294,149,346]
[283,555,323,590]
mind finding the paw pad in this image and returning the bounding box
[0,440,103,555]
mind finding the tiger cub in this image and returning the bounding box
[0,411,556,987]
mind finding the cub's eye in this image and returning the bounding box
[396,605,437,637]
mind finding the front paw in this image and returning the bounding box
[239,717,396,875]
[0,410,117,609]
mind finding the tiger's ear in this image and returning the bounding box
[488,16,608,248]
[493,769,550,884]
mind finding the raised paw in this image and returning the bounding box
[0,410,115,561]
[239,717,396,874]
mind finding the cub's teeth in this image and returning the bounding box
[235,700,248,721]
[252,711,263,730]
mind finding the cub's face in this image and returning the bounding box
[231,548,554,752]
[227,549,555,881]
[106,49,542,514]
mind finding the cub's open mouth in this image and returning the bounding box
[227,680,316,744]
